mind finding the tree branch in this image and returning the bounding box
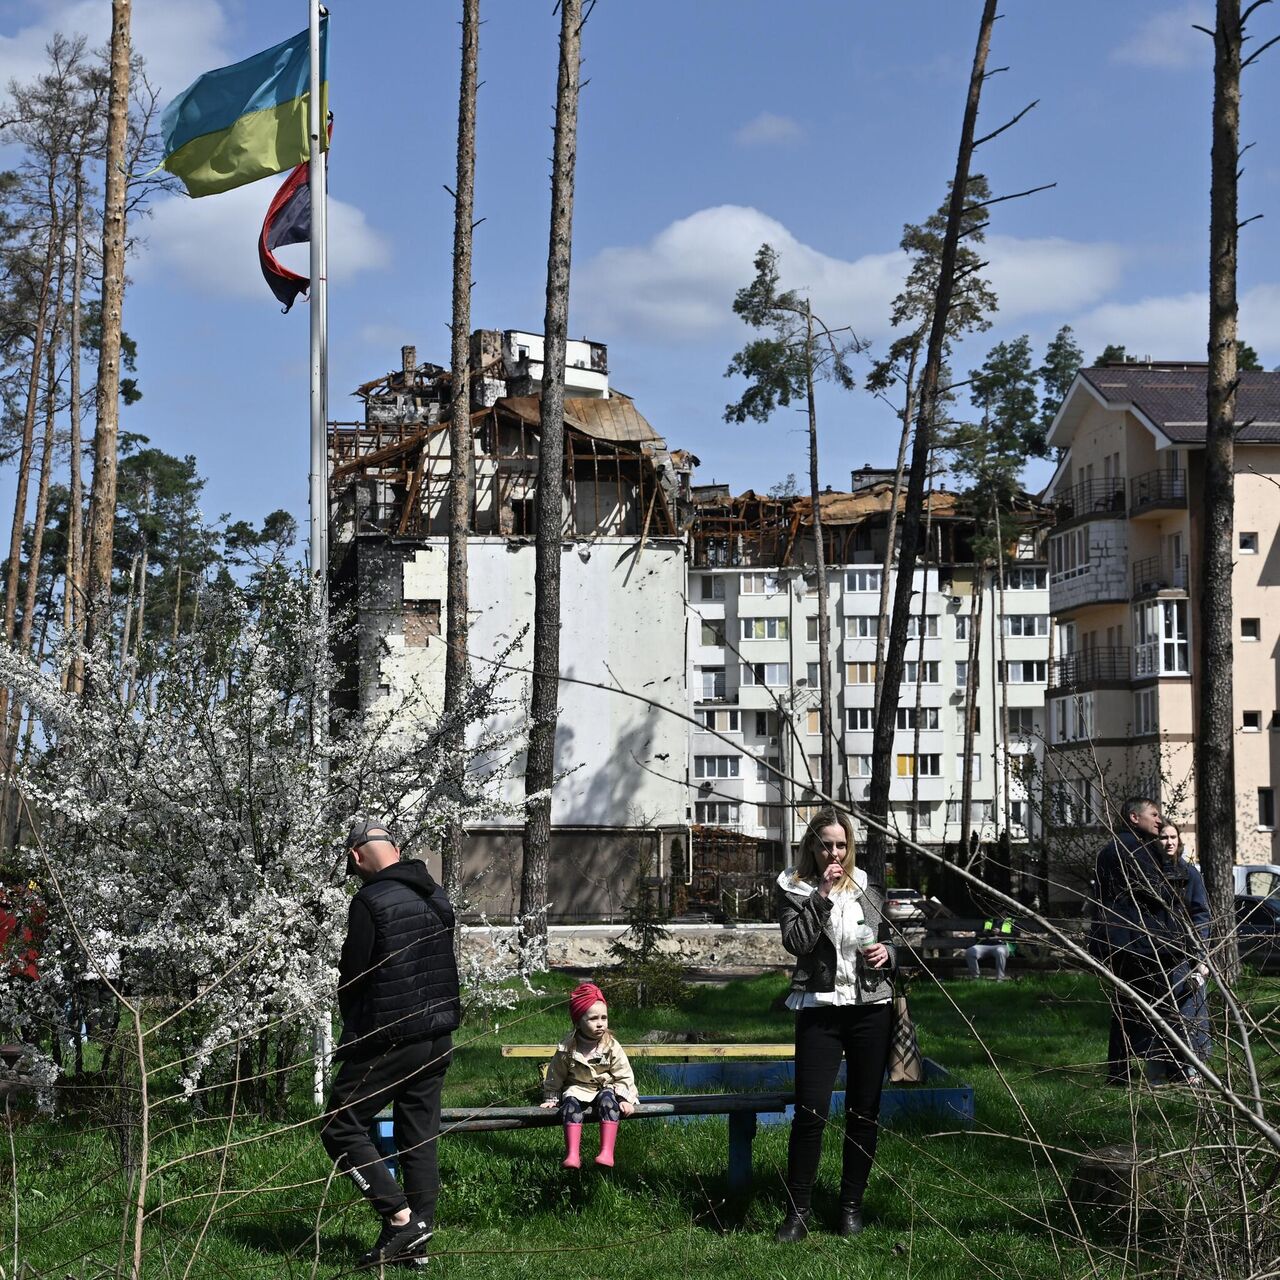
[963,181,1057,212]
[973,98,1039,148]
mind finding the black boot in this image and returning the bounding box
[838,1201,865,1237]
[774,1207,811,1243]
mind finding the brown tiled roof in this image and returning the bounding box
[1079,365,1280,442]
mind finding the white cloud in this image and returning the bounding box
[136,181,390,301]
[576,205,1125,344]
[0,0,233,101]
[1112,3,1212,69]
[734,112,803,147]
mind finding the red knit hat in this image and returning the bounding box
[568,981,606,1025]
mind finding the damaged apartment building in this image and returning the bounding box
[329,331,693,922]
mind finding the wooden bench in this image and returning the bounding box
[373,1092,793,1192]
[894,918,1081,972]
[501,1042,795,1059]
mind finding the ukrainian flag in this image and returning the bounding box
[161,20,328,198]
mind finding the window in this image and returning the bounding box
[846,707,874,732]
[699,667,726,700]
[1051,694,1095,744]
[956,753,982,781]
[845,616,880,639]
[403,598,441,646]
[699,575,725,601]
[954,615,970,642]
[1010,800,1028,829]
[1243,710,1262,732]
[897,706,940,730]
[1242,618,1261,642]
[1049,528,1092,582]
[756,755,780,783]
[1006,707,1035,737]
[1134,599,1190,676]
[695,708,740,733]
[849,755,873,778]
[755,711,778,736]
[1000,660,1048,684]
[695,801,740,826]
[1134,689,1158,737]
[694,756,739,779]
[1259,788,1275,830]
[1002,614,1050,637]
[845,569,882,592]
[741,661,790,687]
[897,753,941,777]
[805,662,820,686]
[946,800,994,824]
[847,662,877,684]
[740,616,788,640]
[1240,531,1259,554]
[700,618,725,646]
[903,661,940,684]
[806,709,821,735]
[758,804,784,831]
[955,660,970,688]
[806,616,819,642]
[906,614,939,639]
[956,707,981,735]
[805,754,823,781]
[740,572,781,596]
[1007,566,1048,591]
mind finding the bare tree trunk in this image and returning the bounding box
[959,563,985,863]
[520,0,582,969]
[993,502,1012,839]
[909,474,935,851]
[63,160,87,693]
[1196,0,1245,983]
[874,343,918,713]
[81,0,131,675]
[866,0,999,883]
[442,0,480,914]
[804,302,835,798]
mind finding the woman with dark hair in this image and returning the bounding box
[1158,820,1212,1077]
[774,807,895,1242]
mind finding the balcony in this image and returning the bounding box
[1129,469,1187,518]
[1047,645,1131,693]
[1132,553,1189,598]
[1053,477,1127,527]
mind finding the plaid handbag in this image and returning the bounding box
[887,981,925,1084]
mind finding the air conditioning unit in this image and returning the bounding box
[768,736,780,746]
[949,596,963,606]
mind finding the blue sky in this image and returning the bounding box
[2,0,1279,530]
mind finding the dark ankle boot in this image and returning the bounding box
[837,1201,865,1237]
[774,1207,811,1243]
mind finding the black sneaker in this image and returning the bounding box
[360,1217,432,1268]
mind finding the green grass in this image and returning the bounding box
[6,971,1278,1278]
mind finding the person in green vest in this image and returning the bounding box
[965,917,1016,980]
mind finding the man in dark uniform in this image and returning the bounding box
[320,819,460,1268]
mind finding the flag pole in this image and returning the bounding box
[308,0,333,1110]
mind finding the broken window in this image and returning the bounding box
[404,599,441,647]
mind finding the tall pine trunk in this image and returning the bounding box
[958,563,985,863]
[866,0,999,883]
[82,0,131,674]
[63,161,87,692]
[520,0,582,969]
[805,302,835,798]
[1196,0,1245,983]
[909,477,935,855]
[442,0,480,913]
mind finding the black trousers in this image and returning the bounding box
[785,1002,893,1211]
[320,1034,452,1223]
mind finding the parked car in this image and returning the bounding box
[1236,895,1280,972]
[884,888,927,923]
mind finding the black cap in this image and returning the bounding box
[345,818,396,852]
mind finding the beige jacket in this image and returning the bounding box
[541,1031,639,1105]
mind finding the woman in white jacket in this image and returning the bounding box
[774,807,895,1243]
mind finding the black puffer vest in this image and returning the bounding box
[342,862,460,1056]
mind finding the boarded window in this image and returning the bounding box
[404,599,442,647]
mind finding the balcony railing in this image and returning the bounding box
[1129,469,1187,515]
[1048,645,1131,691]
[1053,478,1127,524]
[1133,553,1189,595]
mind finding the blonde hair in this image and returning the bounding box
[795,807,857,893]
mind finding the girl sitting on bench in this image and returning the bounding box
[540,982,638,1168]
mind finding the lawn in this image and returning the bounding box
[6,970,1276,1279]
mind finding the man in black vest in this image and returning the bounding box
[320,819,461,1268]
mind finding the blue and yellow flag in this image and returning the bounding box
[160,20,329,198]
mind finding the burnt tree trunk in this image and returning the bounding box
[1196,0,1245,983]
[81,0,131,675]
[520,0,582,969]
[442,0,481,914]
[959,564,985,863]
[866,0,999,883]
[805,302,835,799]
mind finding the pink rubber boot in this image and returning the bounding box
[562,1123,582,1169]
[595,1120,619,1167]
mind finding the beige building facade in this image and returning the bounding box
[1045,363,1280,871]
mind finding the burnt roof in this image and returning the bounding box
[1078,365,1280,442]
